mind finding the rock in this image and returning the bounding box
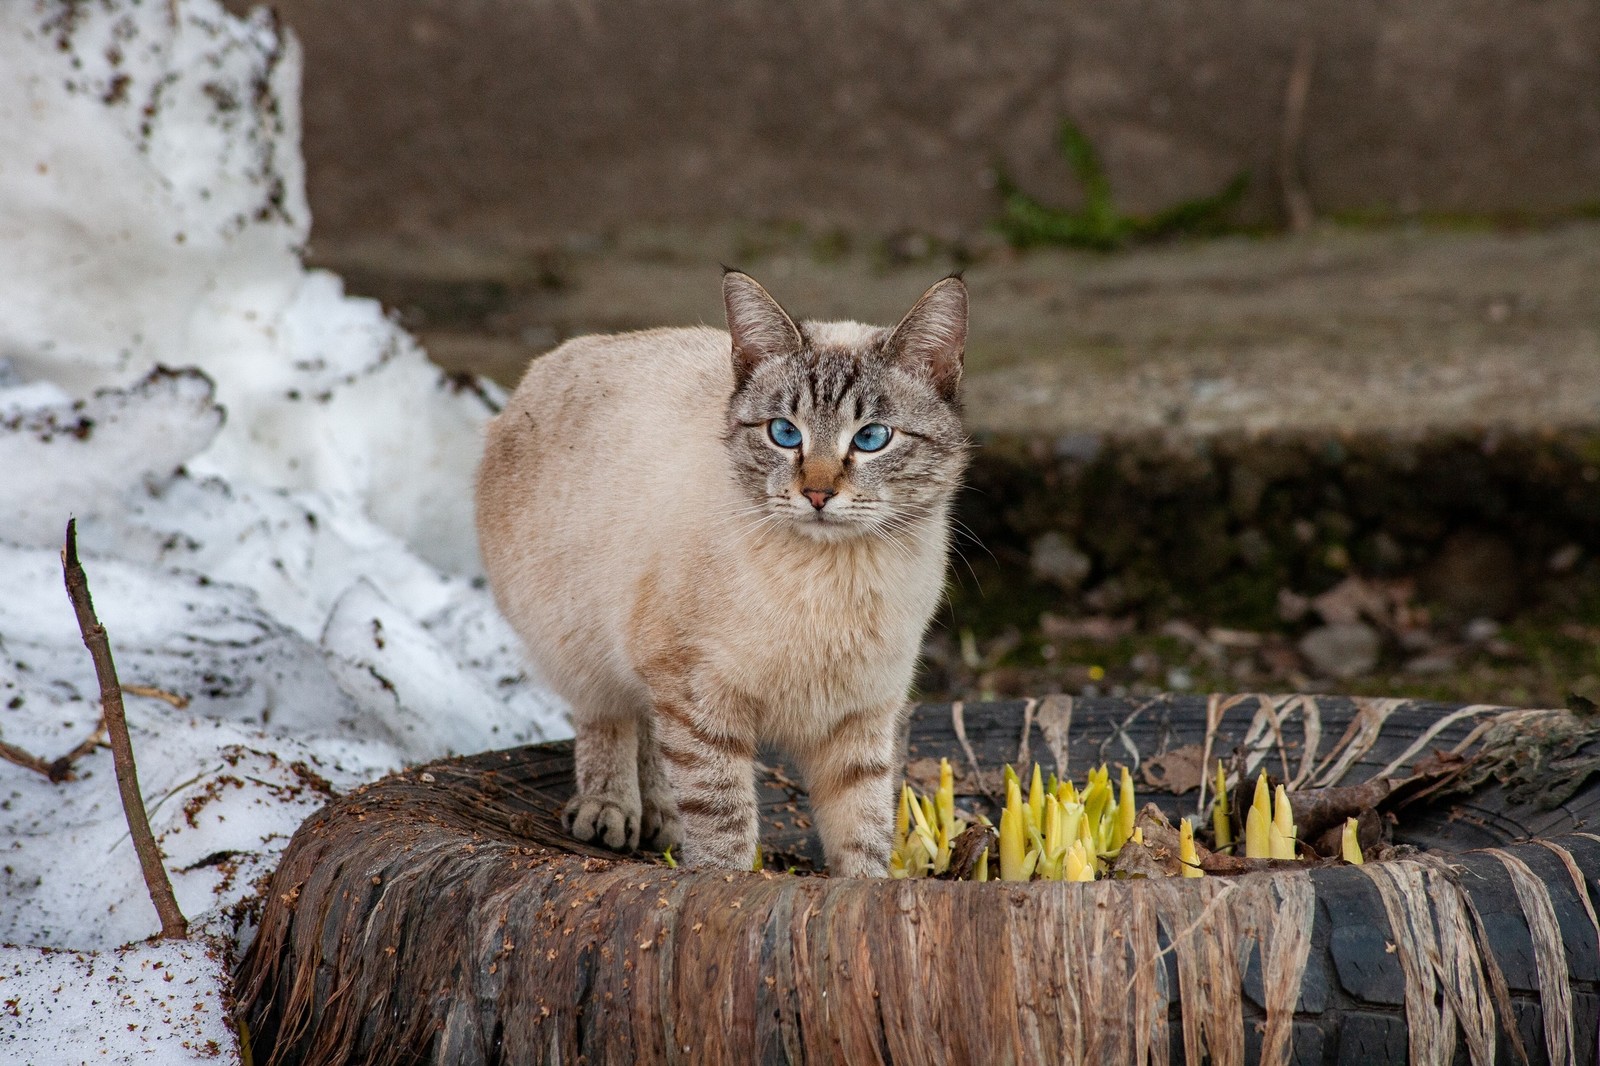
[1549,544,1583,574]
[1298,622,1381,679]
[1311,576,1387,626]
[1029,531,1092,590]
[1277,588,1312,623]
[1419,531,1521,621]
[1083,578,1127,613]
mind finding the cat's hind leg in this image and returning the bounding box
[565,712,642,851]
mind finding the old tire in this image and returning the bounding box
[238,695,1600,1065]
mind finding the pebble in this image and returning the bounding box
[1298,622,1381,678]
[1029,531,1092,590]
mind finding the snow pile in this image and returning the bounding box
[0,2,565,1060]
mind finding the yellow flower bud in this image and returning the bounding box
[1000,780,1028,882]
[1270,784,1296,860]
[1065,840,1095,882]
[1178,818,1203,877]
[1028,763,1046,832]
[1111,765,1137,851]
[937,758,956,840]
[1212,761,1233,849]
[1245,771,1272,859]
[1342,817,1364,865]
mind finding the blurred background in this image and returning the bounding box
[237,0,1600,709]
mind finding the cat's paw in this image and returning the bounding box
[827,849,890,879]
[640,797,683,852]
[563,794,640,851]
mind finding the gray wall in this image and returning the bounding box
[250,0,1600,248]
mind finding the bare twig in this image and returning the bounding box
[61,519,188,939]
[49,717,108,781]
[0,716,106,783]
[123,684,191,710]
[0,737,56,779]
[1278,36,1316,234]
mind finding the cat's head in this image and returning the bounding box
[722,270,969,542]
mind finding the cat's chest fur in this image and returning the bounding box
[640,526,944,731]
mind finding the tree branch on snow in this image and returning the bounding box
[61,519,188,940]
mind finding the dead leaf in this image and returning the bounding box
[1140,744,1208,794]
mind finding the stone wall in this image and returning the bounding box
[241,0,1600,249]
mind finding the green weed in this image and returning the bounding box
[995,120,1248,251]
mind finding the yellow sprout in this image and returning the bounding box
[896,784,912,843]
[1057,777,1079,806]
[1065,840,1095,881]
[1000,776,1029,881]
[1110,765,1136,852]
[886,757,1323,884]
[662,845,677,869]
[1028,763,1046,833]
[1342,817,1364,865]
[1270,784,1296,860]
[1036,794,1067,880]
[908,791,942,872]
[1212,760,1233,850]
[1245,771,1272,859]
[1178,818,1203,877]
[1082,766,1112,842]
[937,758,957,839]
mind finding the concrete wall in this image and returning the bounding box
[247,0,1600,248]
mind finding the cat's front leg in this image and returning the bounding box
[795,701,904,878]
[652,691,758,869]
[564,713,642,851]
[636,714,684,851]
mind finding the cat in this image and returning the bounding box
[475,270,968,876]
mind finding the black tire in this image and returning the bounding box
[239,695,1600,1066]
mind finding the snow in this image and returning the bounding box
[0,2,568,1061]
[0,941,238,1064]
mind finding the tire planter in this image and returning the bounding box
[237,695,1600,1065]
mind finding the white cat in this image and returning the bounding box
[476,271,968,875]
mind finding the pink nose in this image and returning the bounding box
[802,488,835,510]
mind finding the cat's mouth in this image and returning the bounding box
[782,501,875,541]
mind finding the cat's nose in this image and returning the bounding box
[802,487,835,510]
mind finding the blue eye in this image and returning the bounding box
[768,417,803,448]
[852,423,892,452]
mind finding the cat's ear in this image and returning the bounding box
[884,275,966,402]
[724,270,801,389]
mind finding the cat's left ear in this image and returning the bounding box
[884,275,966,402]
[724,270,802,390]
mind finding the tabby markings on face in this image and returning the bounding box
[722,274,968,544]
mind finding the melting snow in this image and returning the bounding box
[0,2,566,1060]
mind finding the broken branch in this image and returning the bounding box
[0,716,107,783]
[61,519,187,940]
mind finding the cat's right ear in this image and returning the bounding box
[724,270,801,389]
